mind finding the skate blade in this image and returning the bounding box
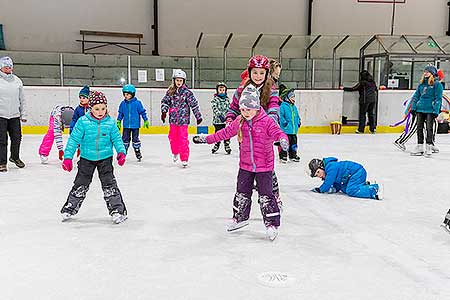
[227,222,249,232]
[268,232,278,241]
[113,215,128,224]
[410,153,424,156]
[440,224,450,234]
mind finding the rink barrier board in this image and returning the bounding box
[21,125,405,135]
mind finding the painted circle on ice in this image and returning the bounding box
[257,272,296,288]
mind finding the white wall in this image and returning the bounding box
[23,87,408,128]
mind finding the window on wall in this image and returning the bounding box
[0,24,5,50]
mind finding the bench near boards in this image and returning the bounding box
[76,30,145,54]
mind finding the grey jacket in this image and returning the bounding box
[0,71,27,119]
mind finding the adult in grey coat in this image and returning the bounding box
[0,56,27,172]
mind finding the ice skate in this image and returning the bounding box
[211,143,220,154]
[111,212,128,224]
[393,141,406,151]
[375,183,384,200]
[425,144,432,157]
[9,157,25,168]
[431,145,439,153]
[224,142,231,155]
[181,161,188,168]
[277,199,284,214]
[226,219,249,232]
[134,148,142,161]
[280,157,288,164]
[290,156,300,162]
[61,212,72,222]
[410,144,424,156]
[40,155,48,164]
[441,223,450,234]
[173,154,179,163]
[266,225,278,241]
[0,164,6,172]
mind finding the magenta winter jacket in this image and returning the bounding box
[206,109,287,172]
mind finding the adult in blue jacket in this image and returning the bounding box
[308,157,382,200]
[410,65,443,157]
[117,84,149,160]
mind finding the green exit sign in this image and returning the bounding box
[428,41,437,48]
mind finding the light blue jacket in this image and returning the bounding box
[411,79,443,115]
[280,101,301,134]
[64,113,125,161]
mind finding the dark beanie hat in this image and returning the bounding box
[79,85,90,98]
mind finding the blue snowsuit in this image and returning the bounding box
[318,157,379,199]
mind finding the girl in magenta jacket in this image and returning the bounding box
[193,84,288,241]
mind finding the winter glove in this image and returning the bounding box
[62,159,73,172]
[311,187,321,193]
[116,120,121,129]
[192,135,207,144]
[161,112,167,123]
[117,152,126,166]
[326,187,337,194]
[76,148,81,157]
[280,138,289,152]
[218,115,226,123]
[196,118,203,125]
[143,120,150,128]
[225,118,233,127]
[58,150,64,161]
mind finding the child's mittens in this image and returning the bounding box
[192,135,207,144]
[196,118,203,125]
[143,120,150,128]
[117,152,126,166]
[116,120,121,129]
[280,138,289,152]
[58,150,64,161]
[62,159,73,172]
[311,187,321,193]
[161,112,167,123]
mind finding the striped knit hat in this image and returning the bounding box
[88,90,108,107]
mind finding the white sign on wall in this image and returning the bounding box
[155,69,165,82]
[387,79,399,88]
[138,70,147,83]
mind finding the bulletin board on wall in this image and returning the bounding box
[0,25,5,50]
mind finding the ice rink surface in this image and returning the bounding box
[2,133,450,300]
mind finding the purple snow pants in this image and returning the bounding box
[233,168,280,227]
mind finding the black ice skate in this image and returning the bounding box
[134,148,142,161]
[9,157,25,168]
[212,143,220,154]
[0,164,7,172]
[224,141,231,155]
[290,155,300,162]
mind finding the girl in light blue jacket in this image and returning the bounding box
[60,91,128,224]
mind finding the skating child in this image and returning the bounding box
[161,69,202,167]
[308,157,383,200]
[193,85,289,241]
[60,91,128,224]
[279,86,300,163]
[211,82,231,154]
[70,85,90,133]
[410,65,443,157]
[226,55,283,210]
[38,105,74,164]
[116,84,149,161]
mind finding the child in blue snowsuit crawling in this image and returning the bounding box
[308,157,383,200]
[116,84,149,161]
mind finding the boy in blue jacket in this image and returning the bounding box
[70,85,90,133]
[308,157,383,200]
[279,87,300,162]
[61,91,128,224]
[117,84,149,161]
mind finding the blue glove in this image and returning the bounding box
[193,135,207,144]
[311,187,321,193]
[326,187,337,194]
[218,115,226,123]
[280,138,289,152]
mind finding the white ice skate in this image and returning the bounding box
[173,154,179,163]
[112,213,128,224]
[431,145,439,153]
[425,144,432,157]
[375,183,384,200]
[266,225,278,241]
[393,141,406,151]
[61,212,72,222]
[441,223,450,234]
[226,219,249,232]
[40,155,48,164]
[410,144,424,156]
[181,161,188,168]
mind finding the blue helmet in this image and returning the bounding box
[122,84,136,95]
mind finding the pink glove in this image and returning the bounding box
[225,118,233,127]
[58,150,64,161]
[62,159,73,172]
[117,152,126,166]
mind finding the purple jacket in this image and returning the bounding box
[161,85,202,126]
[206,109,287,172]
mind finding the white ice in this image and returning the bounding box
[2,134,450,300]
